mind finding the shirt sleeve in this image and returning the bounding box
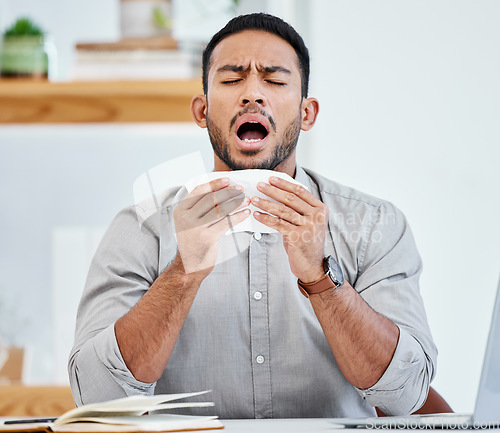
[352,202,437,415]
[68,206,161,406]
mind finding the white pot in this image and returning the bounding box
[121,0,172,38]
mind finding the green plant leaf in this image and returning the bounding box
[3,17,44,37]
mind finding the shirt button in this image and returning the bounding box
[253,291,263,301]
[253,231,262,240]
[256,355,265,364]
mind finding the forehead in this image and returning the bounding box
[209,30,300,75]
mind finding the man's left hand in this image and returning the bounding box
[251,176,328,283]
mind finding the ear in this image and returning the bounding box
[191,94,208,128]
[300,97,319,131]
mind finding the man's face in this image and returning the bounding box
[199,30,311,175]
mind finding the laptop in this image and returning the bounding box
[333,277,500,429]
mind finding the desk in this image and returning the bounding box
[1,417,500,432]
[0,418,350,432]
[222,420,500,432]
[222,418,336,432]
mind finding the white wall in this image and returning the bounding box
[0,0,266,80]
[0,124,211,383]
[1,0,499,415]
[301,0,500,413]
[0,0,119,80]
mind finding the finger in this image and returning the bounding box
[256,181,313,215]
[196,187,244,219]
[203,195,249,224]
[251,196,303,226]
[234,195,251,211]
[182,177,231,210]
[209,207,251,235]
[253,210,295,234]
[269,176,324,208]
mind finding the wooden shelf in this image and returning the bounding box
[0,79,202,123]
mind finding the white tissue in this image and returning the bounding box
[184,169,308,234]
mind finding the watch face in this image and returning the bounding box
[324,255,344,286]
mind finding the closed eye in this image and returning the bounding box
[265,80,286,86]
[222,79,242,84]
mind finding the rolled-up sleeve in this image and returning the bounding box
[352,202,437,415]
[69,324,155,406]
[68,206,162,405]
[357,326,435,415]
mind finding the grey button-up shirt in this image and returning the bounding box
[69,166,437,418]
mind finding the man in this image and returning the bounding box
[69,13,437,418]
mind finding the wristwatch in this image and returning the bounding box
[297,255,344,298]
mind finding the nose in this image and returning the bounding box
[240,76,266,107]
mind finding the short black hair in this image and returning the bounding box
[202,13,310,98]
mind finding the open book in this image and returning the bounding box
[0,391,223,432]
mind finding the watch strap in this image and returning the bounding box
[297,274,336,298]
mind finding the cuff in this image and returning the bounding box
[94,324,156,396]
[355,326,430,415]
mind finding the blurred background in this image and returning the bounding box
[0,0,499,415]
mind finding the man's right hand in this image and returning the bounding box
[174,177,250,276]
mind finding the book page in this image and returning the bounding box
[54,392,211,426]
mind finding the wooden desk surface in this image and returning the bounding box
[0,80,202,124]
[0,385,75,417]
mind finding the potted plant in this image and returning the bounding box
[0,17,56,79]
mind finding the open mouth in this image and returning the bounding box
[236,121,269,143]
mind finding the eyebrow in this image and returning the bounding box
[216,64,292,74]
[260,66,292,74]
